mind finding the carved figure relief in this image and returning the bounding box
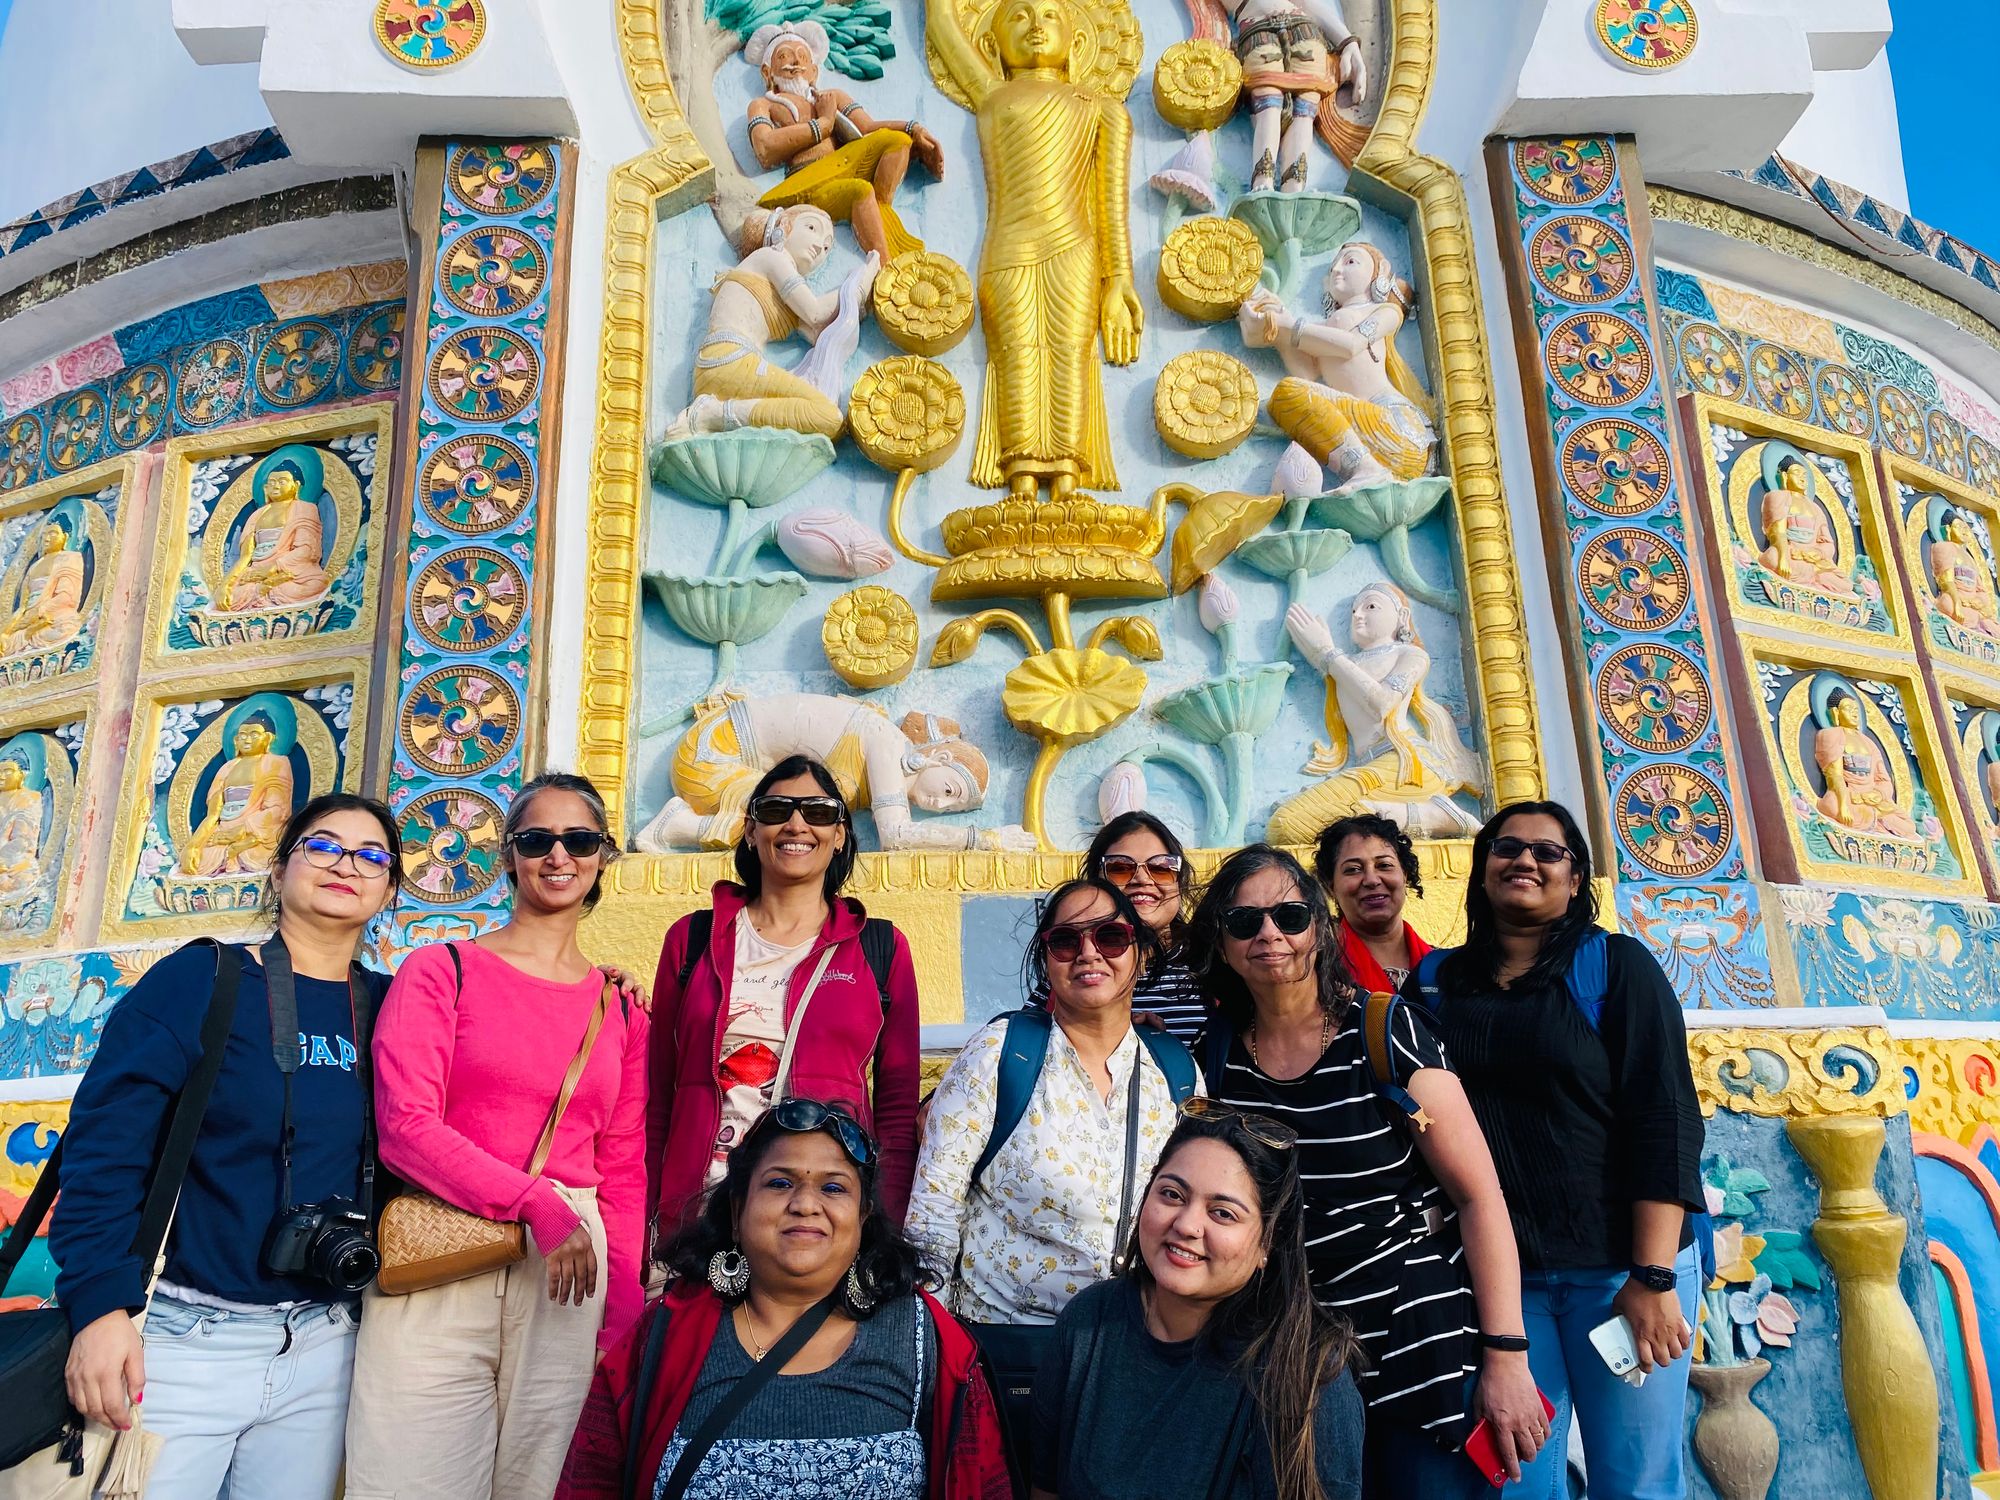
[0,483,118,688]
[1895,475,2000,669]
[1946,695,2000,880]
[0,724,81,944]
[1183,0,1369,192]
[0,950,128,1080]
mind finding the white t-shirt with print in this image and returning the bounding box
[706,919,813,1188]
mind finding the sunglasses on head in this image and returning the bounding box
[770,1098,875,1167]
[297,835,395,876]
[1489,836,1574,866]
[1220,902,1313,940]
[1179,1096,1298,1151]
[509,828,609,859]
[1042,920,1136,962]
[749,794,845,827]
[1100,852,1183,887]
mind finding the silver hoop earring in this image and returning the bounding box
[707,1248,750,1298]
[844,1261,875,1314]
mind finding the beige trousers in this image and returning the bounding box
[343,1185,606,1500]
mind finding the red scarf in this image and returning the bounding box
[1337,917,1430,995]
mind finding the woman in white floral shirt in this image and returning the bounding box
[904,877,1200,1324]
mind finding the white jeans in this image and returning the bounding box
[136,1292,357,1500]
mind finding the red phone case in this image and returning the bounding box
[1463,1392,1558,1487]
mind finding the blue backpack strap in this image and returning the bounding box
[1565,929,1610,1032]
[1360,991,1432,1133]
[1412,947,1450,1008]
[1136,1027,1197,1105]
[972,1008,1053,1187]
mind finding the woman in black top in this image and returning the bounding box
[1080,811,1205,1040]
[1413,801,1705,1500]
[1031,1101,1363,1500]
[1186,846,1546,1497]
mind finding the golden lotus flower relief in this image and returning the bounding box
[872,251,976,357]
[822,585,919,689]
[1003,646,1149,747]
[1157,217,1266,323]
[848,356,966,473]
[1156,350,1260,459]
[932,495,1169,603]
[1152,40,1243,133]
[1170,486,1286,592]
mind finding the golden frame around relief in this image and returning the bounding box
[145,403,394,676]
[1739,636,1981,899]
[1688,393,1910,652]
[99,660,371,944]
[1880,451,2000,680]
[577,0,1544,881]
[0,691,95,956]
[1931,665,2000,894]
[0,453,140,710]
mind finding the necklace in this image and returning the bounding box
[735,1304,771,1362]
[1246,1007,1331,1069]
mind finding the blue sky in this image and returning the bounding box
[1890,9,2000,256]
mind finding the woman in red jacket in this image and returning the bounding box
[1314,813,1431,993]
[557,1100,1012,1500]
[647,755,922,1244]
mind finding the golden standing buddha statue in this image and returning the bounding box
[926,0,1143,499]
[0,524,86,657]
[180,718,296,876]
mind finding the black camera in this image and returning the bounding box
[262,1198,379,1293]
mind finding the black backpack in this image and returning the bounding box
[675,909,897,1016]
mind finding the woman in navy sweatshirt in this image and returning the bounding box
[50,792,403,1500]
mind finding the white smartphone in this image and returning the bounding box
[1588,1314,1648,1388]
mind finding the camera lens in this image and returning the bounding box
[321,1233,380,1293]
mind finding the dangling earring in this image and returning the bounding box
[707,1248,750,1298]
[843,1261,876,1315]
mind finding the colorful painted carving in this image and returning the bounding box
[0,725,79,944]
[925,0,1143,499]
[1268,583,1481,840]
[219,446,331,611]
[741,21,944,263]
[663,206,876,442]
[635,693,1030,852]
[0,522,84,659]
[1183,0,1369,190]
[0,483,116,687]
[179,714,296,877]
[373,0,486,70]
[1593,0,1698,70]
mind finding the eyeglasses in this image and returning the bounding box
[1042,920,1136,962]
[1100,852,1183,887]
[1489,836,1574,866]
[1179,1096,1297,1151]
[297,836,395,877]
[1220,902,1313,940]
[748,795,845,827]
[771,1098,875,1167]
[508,828,610,859]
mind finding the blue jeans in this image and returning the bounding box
[138,1291,357,1500]
[1505,1244,1701,1500]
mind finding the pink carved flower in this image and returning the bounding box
[1755,1292,1799,1348]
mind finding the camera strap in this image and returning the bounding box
[261,937,378,1219]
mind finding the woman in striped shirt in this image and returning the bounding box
[1081,812,1206,1042]
[1186,845,1546,1499]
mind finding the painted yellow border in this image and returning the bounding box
[145,403,394,677]
[1736,635,1980,900]
[0,453,141,712]
[1880,452,2000,684]
[99,659,371,944]
[0,691,94,958]
[575,0,1545,885]
[1930,664,2000,894]
[1689,392,1911,652]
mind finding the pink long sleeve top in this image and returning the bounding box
[374,941,651,1351]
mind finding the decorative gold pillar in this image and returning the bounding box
[1786,1117,1940,1499]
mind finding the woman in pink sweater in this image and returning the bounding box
[344,773,649,1500]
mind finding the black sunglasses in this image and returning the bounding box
[509,828,609,859]
[749,794,845,827]
[1043,920,1136,962]
[771,1098,875,1167]
[1221,902,1313,940]
[1489,836,1574,866]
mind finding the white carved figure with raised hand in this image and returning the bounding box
[637,692,1036,853]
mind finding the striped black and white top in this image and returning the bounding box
[1132,945,1207,1043]
[1201,1003,1480,1447]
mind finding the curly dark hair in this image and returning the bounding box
[659,1098,919,1318]
[1184,844,1357,1032]
[733,755,858,904]
[1312,814,1423,902]
[1020,876,1162,1004]
[1441,800,1599,995]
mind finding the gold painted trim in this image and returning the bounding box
[1649,187,2000,358]
[1691,1025,1906,1119]
[0,453,141,713]
[580,0,1544,876]
[0,690,95,960]
[1879,451,2000,687]
[1687,392,1912,653]
[99,659,373,945]
[146,404,394,679]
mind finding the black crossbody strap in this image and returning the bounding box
[260,937,378,1218]
[0,1137,62,1293]
[659,1292,839,1500]
[1109,1051,1144,1275]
